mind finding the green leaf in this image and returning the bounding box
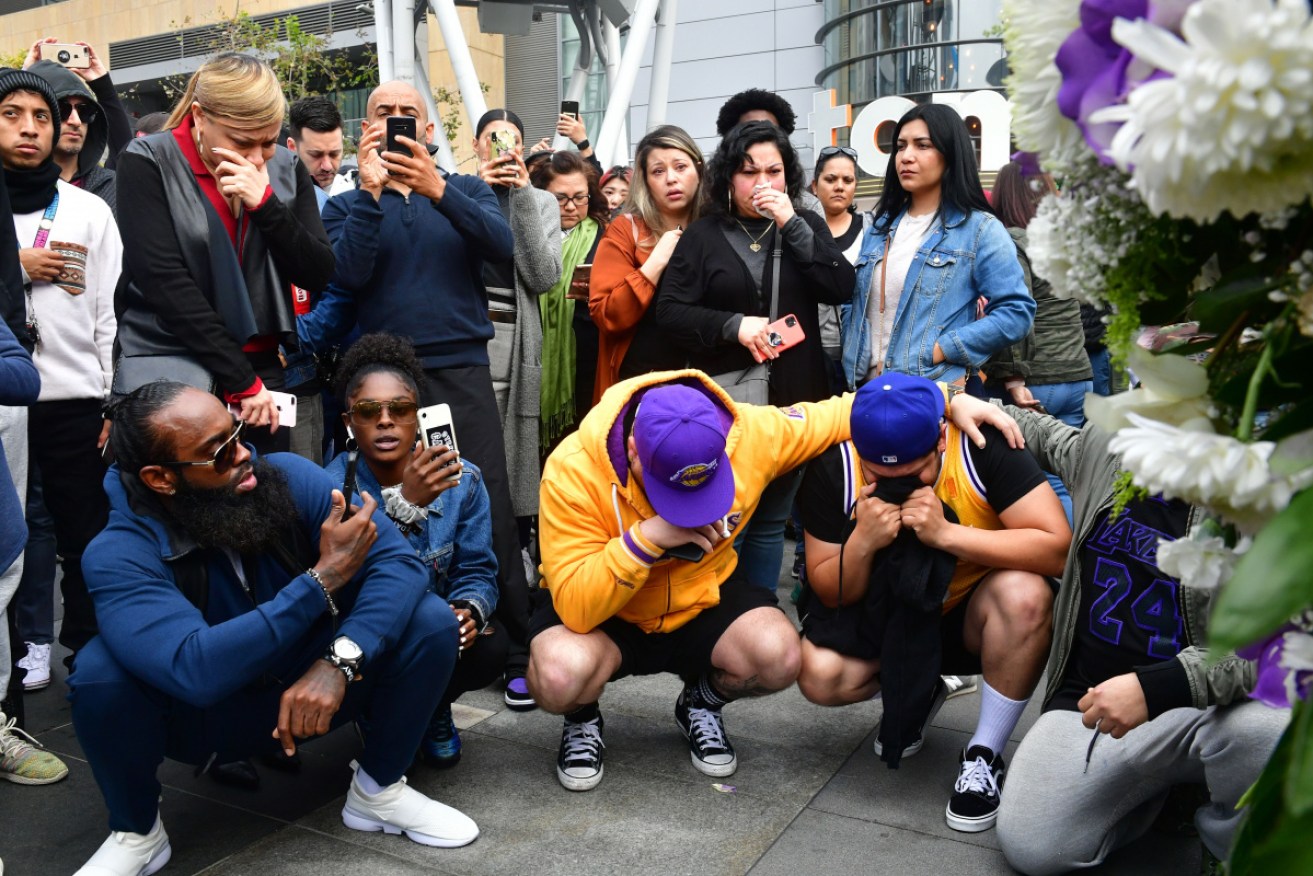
[1190,270,1277,333]
[1286,698,1313,818]
[1210,489,1313,654]
[1272,428,1313,479]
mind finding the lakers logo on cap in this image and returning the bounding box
[670,459,718,488]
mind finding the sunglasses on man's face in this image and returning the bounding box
[159,419,247,475]
[58,99,99,126]
[348,400,419,424]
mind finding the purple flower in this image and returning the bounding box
[1238,625,1313,709]
[1054,1,1195,160]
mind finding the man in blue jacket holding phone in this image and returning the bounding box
[68,383,479,876]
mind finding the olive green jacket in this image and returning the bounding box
[1005,405,1255,714]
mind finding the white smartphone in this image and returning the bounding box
[418,403,460,482]
[227,391,297,428]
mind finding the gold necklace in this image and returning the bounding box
[735,219,773,253]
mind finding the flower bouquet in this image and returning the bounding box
[1002,0,1313,870]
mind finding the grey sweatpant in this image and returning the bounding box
[0,404,29,701]
[997,702,1287,875]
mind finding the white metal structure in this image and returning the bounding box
[373,0,675,168]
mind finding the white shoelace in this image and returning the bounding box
[954,755,1000,798]
[686,706,729,752]
[0,715,44,759]
[562,719,604,762]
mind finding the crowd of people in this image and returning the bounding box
[0,42,1286,876]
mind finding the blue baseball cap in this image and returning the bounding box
[633,385,735,528]
[851,373,944,465]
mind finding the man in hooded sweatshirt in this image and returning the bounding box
[0,67,121,667]
[24,39,132,211]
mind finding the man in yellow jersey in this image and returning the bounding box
[795,373,1070,834]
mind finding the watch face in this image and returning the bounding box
[333,637,363,662]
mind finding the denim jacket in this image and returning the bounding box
[840,204,1034,389]
[324,451,499,626]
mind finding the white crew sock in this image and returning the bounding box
[967,681,1028,755]
[354,765,386,796]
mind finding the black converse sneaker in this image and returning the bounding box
[873,676,950,759]
[556,712,605,792]
[945,745,1006,832]
[674,688,738,777]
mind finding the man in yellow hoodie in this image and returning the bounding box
[528,369,1021,791]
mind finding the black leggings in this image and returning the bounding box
[440,615,510,708]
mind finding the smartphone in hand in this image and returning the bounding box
[418,403,461,483]
[567,263,592,301]
[765,314,806,353]
[341,449,359,521]
[385,116,417,156]
[561,100,580,120]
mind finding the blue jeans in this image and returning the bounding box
[69,593,457,833]
[734,469,804,591]
[15,467,56,645]
[1088,348,1112,397]
[1029,381,1092,526]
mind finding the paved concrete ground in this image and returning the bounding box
[1,549,1203,875]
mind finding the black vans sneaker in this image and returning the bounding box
[556,712,605,791]
[674,688,737,777]
[945,745,1006,832]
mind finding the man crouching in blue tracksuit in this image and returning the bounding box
[68,382,478,876]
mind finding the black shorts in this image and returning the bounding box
[528,573,780,682]
[799,587,984,676]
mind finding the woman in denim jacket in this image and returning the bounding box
[325,333,507,770]
[840,105,1034,391]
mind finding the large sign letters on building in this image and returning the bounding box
[809,89,1012,176]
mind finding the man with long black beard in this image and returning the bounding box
[68,383,478,876]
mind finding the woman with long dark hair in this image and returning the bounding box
[655,120,854,590]
[529,151,610,441]
[840,104,1032,391]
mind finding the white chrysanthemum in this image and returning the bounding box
[1299,289,1313,337]
[1085,346,1214,432]
[1097,0,1313,221]
[1002,0,1085,166]
[1026,157,1150,305]
[1156,530,1247,592]
[1109,413,1313,532]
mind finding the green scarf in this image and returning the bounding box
[540,217,599,447]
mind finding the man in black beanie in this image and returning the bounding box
[0,66,121,670]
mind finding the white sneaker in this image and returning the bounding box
[18,642,51,691]
[341,761,479,848]
[74,815,172,875]
[942,674,979,700]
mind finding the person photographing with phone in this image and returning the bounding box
[655,120,855,592]
[69,380,479,875]
[325,333,509,770]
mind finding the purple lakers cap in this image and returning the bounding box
[633,385,735,528]
[851,373,944,465]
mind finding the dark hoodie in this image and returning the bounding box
[29,60,131,211]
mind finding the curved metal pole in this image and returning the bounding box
[429,0,489,131]
[646,0,678,129]
[595,0,660,167]
[393,0,417,83]
[374,0,395,82]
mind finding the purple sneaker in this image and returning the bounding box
[504,675,537,712]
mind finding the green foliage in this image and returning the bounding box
[164,10,378,106]
[0,48,27,70]
[432,82,490,148]
[1108,469,1147,521]
[1229,698,1313,875]
[1210,488,1313,654]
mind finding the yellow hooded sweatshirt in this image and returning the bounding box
[538,369,853,634]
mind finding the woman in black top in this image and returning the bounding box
[655,121,855,590]
[655,121,854,407]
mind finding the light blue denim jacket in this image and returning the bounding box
[839,204,1034,389]
[324,451,499,626]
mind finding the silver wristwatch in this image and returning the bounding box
[324,636,364,683]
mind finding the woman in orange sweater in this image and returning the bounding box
[588,125,705,401]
